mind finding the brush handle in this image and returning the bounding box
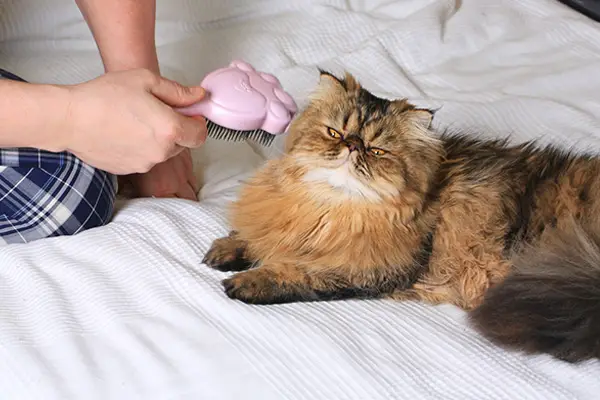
[175,60,297,135]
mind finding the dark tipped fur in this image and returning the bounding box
[436,134,600,362]
[437,132,595,253]
[471,225,600,362]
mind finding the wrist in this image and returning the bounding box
[0,80,74,152]
[102,52,160,75]
[35,84,76,153]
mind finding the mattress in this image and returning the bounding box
[1,0,600,399]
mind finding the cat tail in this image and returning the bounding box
[469,223,600,362]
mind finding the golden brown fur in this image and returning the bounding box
[203,71,600,362]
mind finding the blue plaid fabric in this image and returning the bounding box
[0,69,117,245]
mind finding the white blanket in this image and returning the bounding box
[1,0,600,399]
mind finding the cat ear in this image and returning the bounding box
[409,108,435,130]
[342,72,360,92]
[310,69,360,101]
[318,69,346,91]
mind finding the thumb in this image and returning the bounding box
[149,76,206,107]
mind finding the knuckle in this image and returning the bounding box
[137,68,159,85]
[154,150,168,164]
[192,132,206,147]
[145,147,167,168]
[137,162,153,174]
[164,118,182,142]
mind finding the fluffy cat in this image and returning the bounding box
[203,71,600,363]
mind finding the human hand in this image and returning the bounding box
[60,68,207,175]
[122,148,200,201]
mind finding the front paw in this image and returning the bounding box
[222,269,313,305]
[203,236,252,272]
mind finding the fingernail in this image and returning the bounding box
[194,86,206,96]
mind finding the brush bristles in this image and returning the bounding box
[206,120,276,147]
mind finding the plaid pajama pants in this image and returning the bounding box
[0,69,117,245]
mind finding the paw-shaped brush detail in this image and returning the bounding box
[176,60,297,135]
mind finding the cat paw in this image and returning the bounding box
[222,269,310,304]
[202,236,252,272]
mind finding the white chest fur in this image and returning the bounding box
[302,164,382,202]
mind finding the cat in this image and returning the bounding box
[203,70,600,363]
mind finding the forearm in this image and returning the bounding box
[75,0,159,73]
[0,80,71,151]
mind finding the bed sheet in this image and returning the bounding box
[1,0,600,399]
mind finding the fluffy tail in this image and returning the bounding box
[470,224,600,362]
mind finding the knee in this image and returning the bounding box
[0,153,118,245]
[76,168,118,230]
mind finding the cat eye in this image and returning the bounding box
[369,148,386,156]
[327,127,343,139]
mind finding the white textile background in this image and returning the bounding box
[1,1,600,399]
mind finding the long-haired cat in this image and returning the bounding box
[203,71,600,363]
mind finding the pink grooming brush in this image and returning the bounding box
[175,60,297,146]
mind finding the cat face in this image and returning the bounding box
[285,71,442,202]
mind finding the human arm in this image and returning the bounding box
[0,79,71,151]
[75,0,202,200]
[0,70,207,174]
[75,0,160,74]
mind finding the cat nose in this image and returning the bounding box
[345,137,362,152]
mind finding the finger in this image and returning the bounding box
[181,149,200,194]
[191,115,207,122]
[175,153,198,201]
[166,143,186,160]
[173,115,208,149]
[149,76,206,107]
[188,170,200,196]
[177,182,198,201]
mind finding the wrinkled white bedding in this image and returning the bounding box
[1,0,600,399]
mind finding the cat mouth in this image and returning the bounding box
[346,152,371,177]
[296,151,361,172]
[330,149,358,165]
[332,155,359,171]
